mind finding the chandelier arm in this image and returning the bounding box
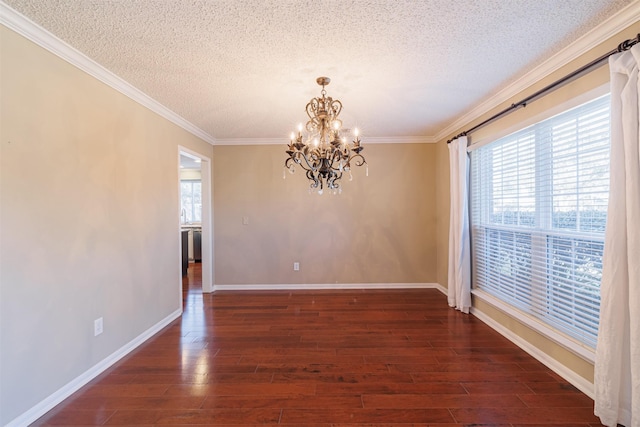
[306,169,321,189]
[291,150,322,173]
[328,149,345,171]
[304,151,321,172]
[285,155,306,171]
[329,99,342,118]
[327,170,342,189]
[306,98,322,132]
[306,98,319,119]
[348,153,367,167]
[286,152,308,172]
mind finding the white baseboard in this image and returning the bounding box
[470,306,595,399]
[214,282,447,293]
[6,308,182,427]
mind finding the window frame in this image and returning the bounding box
[467,90,610,362]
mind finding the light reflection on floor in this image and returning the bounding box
[181,262,206,326]
[179,263,212,384]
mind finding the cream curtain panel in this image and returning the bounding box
[447,136,471,314]
[594,43,640,427]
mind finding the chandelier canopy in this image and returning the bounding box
[285,77,367,194]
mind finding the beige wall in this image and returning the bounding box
[0,26,212,424]
[435,21,640,388]
[213,143,438,285]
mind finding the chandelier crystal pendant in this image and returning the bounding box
[285,77,367,194]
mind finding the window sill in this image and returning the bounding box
[471,289,596,363]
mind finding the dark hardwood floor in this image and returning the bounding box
[32,263,604,426]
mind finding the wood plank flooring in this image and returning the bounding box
[31,264,604,426]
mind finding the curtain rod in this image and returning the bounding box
[447,33,640,144]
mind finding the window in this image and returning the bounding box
[180,181,202,224]
[470,95,610,348]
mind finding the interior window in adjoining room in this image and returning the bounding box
[181,180,202,224]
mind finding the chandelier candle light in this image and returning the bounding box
[285,77,367,194]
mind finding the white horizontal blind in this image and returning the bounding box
[470,95,610,348]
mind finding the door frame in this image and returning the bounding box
[178,146,214,295]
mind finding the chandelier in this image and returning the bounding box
[285,77,367,194]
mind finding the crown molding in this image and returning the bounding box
[366,135,437,144]
[433,0,640,143]
[214,138,285,146]
[0,2,217,146]
[214,135,436,146]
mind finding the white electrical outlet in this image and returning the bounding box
[242,216,249,225]
[293,262,300,271]
[94,317,103,336]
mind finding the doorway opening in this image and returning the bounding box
[179,148,213,300]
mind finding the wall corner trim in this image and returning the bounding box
[0,2,216,146]
[5,308,182,427]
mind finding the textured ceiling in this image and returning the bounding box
[3,0,635,142]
